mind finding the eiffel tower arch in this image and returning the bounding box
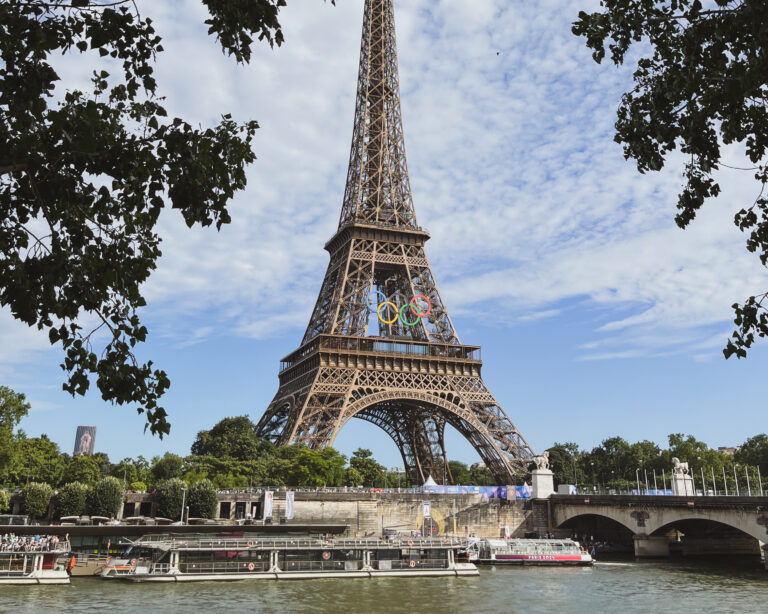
[255,0,536,484]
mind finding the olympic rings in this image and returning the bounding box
[366,289,433,326]
[399,303,420,327]
[377,301,399,325]
[410,295,432,318]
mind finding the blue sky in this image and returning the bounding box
[2,0,767,468]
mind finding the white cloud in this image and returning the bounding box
[3,0,767,366]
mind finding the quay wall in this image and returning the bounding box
[270,492,531,538]
[8,490,533,539]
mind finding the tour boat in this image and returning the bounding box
[100,534,478,581]
[466,538,594,566]
[0,540,71,585]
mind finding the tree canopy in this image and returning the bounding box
[0,0,331,436]
[191,416,272,461]
[573,0,768,356]
[0,385,29,473]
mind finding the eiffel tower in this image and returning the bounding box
[256,0,535,484]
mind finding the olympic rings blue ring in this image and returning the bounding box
[366,289,388,308]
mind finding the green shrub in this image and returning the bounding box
[56,482,88,518]
[0,489,10,514]
[130,481,146,492]
[88,476,123,518]
[188,479,217,519]
[21,482,53,519]
[155,477,186,520]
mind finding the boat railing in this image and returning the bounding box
[135,536,468,551]
[0,542,70,554]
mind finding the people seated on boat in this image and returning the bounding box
[0,533,61,552]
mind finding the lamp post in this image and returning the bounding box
[733,465,740,496]
[644,469,649,492]
[636,468,641,494]
[711,467,716,496]
[722,466,728,496]
[653,469,658,492]
[701,467,706,495]
[759,466,764,497]
[745,466,751,496]
[180,487,187,524]
[662,469,667,491]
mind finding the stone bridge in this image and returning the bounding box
[549,494,768,564]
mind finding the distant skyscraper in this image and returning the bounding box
[73,426,96,455]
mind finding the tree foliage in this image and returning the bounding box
[56,481,89,518]
[191,416,272,461]
[62,453,101,485]
[155,477,186,520]
[447,461,472,485]
[88,476,123,517]
[0,386,29,476]
[0,1,342,435]
[150,452,184,482]
[349,448,385,487]
[188,479,217,519]
[11,436,65,486]
[573,0,768,356]
[735,433,768,468]
[21,481,53,519]
[0,489,10,513]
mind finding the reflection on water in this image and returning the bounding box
[3,559,767,614]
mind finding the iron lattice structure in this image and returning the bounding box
[256,0,535,484]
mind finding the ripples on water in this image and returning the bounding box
[2,559,767,614]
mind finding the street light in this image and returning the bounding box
[733,464,740,496]
[180,487,187,524]
[636,468,641,494]
[745,465,751,496]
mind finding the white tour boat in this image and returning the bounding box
[0,537,71,585]
[467,538,594,566]
[101,534,478,582]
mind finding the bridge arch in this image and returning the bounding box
[553,511,637,540]
[647,516,766,544]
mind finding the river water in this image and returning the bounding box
[2,558,767,613]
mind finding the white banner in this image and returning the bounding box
[263,490,273,519]
[285,491,295,520]
[423,500,431,518]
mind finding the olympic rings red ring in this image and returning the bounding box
[410,295,432,317]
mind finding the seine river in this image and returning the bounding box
[3,558,767,613]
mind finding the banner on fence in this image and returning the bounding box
[285,491,295,520]
[263,490,273,519]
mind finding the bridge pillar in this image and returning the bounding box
[763,544,768,570]
[531,469,555,500]
[633,535,670,558]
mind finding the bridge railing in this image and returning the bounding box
[559,487,766,497]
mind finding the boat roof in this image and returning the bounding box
[133,534,469,551]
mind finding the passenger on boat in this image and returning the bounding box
[0,533,62,552]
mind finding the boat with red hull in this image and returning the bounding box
[467,538,594,566]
